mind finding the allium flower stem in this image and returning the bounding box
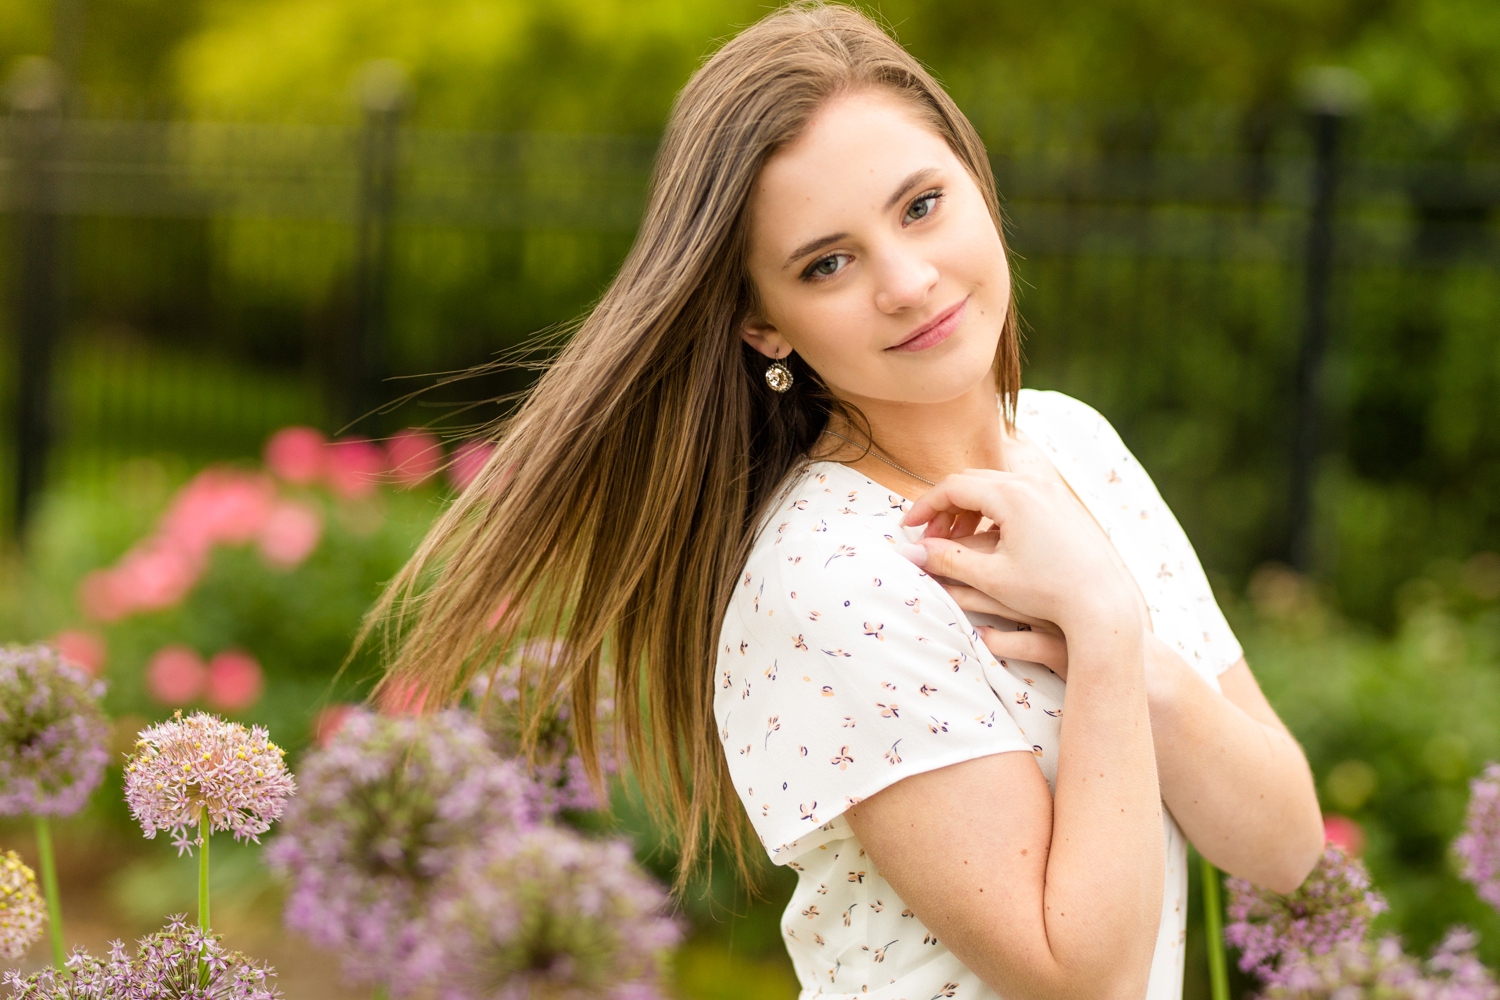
[198,809,210,931]
[33,816,64,968]
[1201,853,1230,1000]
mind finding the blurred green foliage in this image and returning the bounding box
[5,0,1498,119]
[2,0,1500,994]
[4,0,1499,620]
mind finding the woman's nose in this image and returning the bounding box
[871,247,939,315]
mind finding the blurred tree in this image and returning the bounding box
[172,0,760,128]
[2,0,1496,127]
[884,0,1383,111]
[0,0,50,77]
[1348,0,1500,125]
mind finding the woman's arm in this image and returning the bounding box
[847,472,1166,1000]
[1145,648,1323,891]
[962,623,1324,892]
[847,622,1163,1000]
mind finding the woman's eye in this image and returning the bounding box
[905,191,941,224]
[805,254,849,280]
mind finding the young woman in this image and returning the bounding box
[371,4,1325,999]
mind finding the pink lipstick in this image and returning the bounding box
[888,297,968,352]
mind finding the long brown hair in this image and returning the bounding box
[365,0,1021,886]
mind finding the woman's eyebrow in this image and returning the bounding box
[780,168,942,271]
[783,232,849,270]
[883,166,939,211]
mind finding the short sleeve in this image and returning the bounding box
[1023,390,1244,678]
[716,522,1035,860]
[1092,415,1243,677]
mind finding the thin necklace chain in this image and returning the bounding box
[822,430,938,487]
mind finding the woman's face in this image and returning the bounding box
[740,88,1010,408]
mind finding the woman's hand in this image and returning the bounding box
[973,622,1070,679]
[940,592,1324,893]
[899,470,1141,641]
[855,471,1165,1000]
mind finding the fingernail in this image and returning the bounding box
[895,542,927,567]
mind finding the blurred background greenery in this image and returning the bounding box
[1,0,1498,997]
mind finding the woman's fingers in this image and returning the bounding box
[923,509,957,539]
[950,509,985,539]
[977,626,1069,679]
[903,536,1006,596]
[903,472,1026,527]
[941,584,1050,629]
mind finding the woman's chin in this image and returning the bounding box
[881,353,1005,406]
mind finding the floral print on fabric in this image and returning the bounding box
[716,388,1244,1000]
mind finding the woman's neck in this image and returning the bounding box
[819,383,1010,496]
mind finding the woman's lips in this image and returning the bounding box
[888,297,968,352]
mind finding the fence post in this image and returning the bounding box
[6,58,65,545]
[1287,68,1366,572]
[345,59,409,429]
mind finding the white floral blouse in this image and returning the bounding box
[715,389,1244,1000]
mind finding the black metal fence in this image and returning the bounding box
[4,86,1499,620]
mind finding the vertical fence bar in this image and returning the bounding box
[346,60,409,430]
[6,59,65,544]
[1287,69,1365,572]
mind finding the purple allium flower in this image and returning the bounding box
[1261,936,1420,1000]
[2,914,279,998]
[1226,844,1388,985]
[1424,928,1500,1000]
[0,645,108,818]
[1455,762,1500,912]
[265,709,531,997]
[0,850,46,961]
[470,646,618,816]
[1259,929,1499,1000]
[123,710,296,854]
[436,827,681,1000]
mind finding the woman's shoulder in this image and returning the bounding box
[1016,387,1146,481]
[748,462,913,562]
[1017,388,1123,447]
[730,462,961,647]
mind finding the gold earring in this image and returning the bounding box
[765,357,793,393]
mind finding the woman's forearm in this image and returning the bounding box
[1146,646,1323,892]
[1043,623,1165,997]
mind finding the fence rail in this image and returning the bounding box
[4,108,1500,617]
[0,119,1496,262]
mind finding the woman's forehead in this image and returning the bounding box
[750,91,955,237]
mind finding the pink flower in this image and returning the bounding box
[52,630,107,676]
[205,651,264,713]
[77,570,130,622]
[312,704,355,746]
[325,438,386,499]
[146,647,207,706]
[386,429,444,487]
[265,427,328,484]
[161,469,275,555]
[1324,815,1365,857]
[257,501,322,569]
[379,679,429,717]
[112,540,203,614]
[447,439,494,490]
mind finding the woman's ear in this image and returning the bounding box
[739,313,792,360]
